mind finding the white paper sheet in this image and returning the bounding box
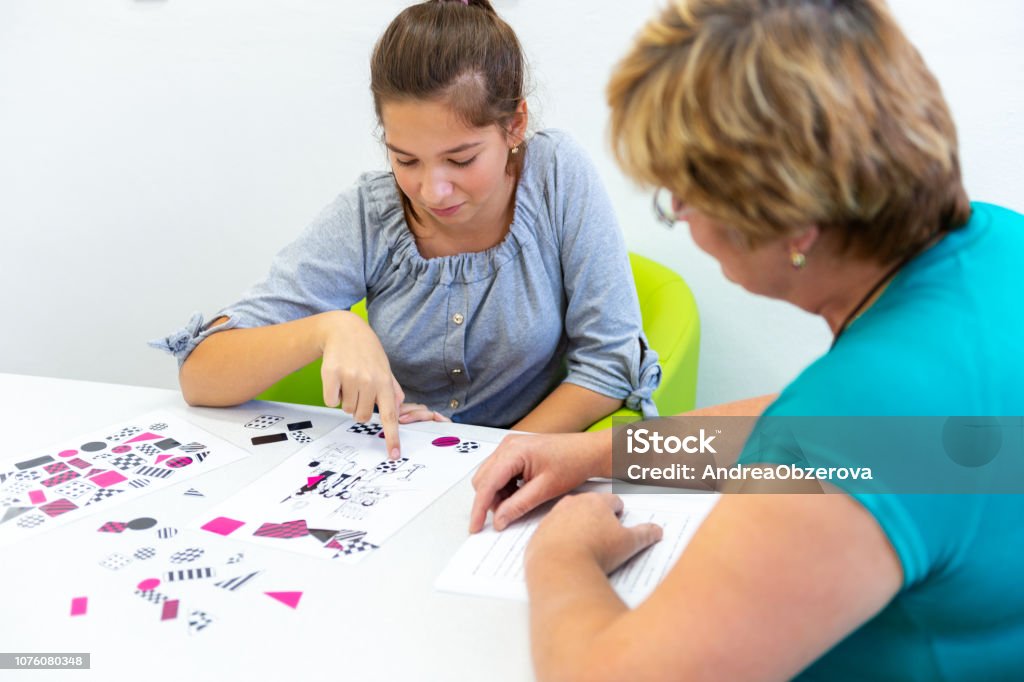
[435,488,719,607]
[193,418,497,562]
[0,409,250,547]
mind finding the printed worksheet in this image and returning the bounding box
[0,410,249,547]
[435,489,720,607]
[193,419,497,562]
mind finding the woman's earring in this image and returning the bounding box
[510,145,520,155]
[790,251,807,270]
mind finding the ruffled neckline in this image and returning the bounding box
[363,146,542,286]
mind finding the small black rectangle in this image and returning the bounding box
[154,438,181,451]
[251,433,288,446]
[15,455,54,470]
[287,421,313,431]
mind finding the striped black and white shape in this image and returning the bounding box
[135,465,173,479]
[213,571,261,592]
[183,488,204,497]
[165,566,215,582]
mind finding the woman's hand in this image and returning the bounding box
[525,492,662,575]
[317,311,405,459]
[398,403,452,424]
[469,430,612,533]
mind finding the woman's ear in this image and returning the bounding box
[789,225,821,256]
[507,100,528,147]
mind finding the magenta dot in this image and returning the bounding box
[137,578,160,591]
[431,436,460,447]
[111,445,131,454]
[58,450,78,458]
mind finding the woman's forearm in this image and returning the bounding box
[512,383,623,433]
[178,311,346,407]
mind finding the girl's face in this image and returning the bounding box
[380,98,522,231]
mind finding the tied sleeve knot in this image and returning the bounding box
[148,312,239,366]
[624,348,662,419]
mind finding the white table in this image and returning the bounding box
[0,373,533,682]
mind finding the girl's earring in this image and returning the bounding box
[510,145,520,155]
[790,250,807,270]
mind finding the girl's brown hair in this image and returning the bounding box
[371,0,528,220]
[608,0,971,263]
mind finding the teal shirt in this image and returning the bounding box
[751,203,1024,680]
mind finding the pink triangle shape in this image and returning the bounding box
[307,475,325,488]
[125,432,162,444]
[155,455,172,464]
[265,591,302,609]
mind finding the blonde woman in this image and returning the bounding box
[470,0,1024,679]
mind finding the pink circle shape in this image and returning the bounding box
[166,457,193,469]
[137,578,160,591]
[111,445,131,454]
[431,436,460,447]
[58,450,78,458]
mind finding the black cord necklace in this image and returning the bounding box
[829,245,929,350]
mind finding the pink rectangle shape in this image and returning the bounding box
[28,490,46,505]
[70,596,88,617]
[90,471,127,488]
[161,599,179,621]
[201,516,245,536]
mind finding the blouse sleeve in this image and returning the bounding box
[149,186,374,367]
[543,132,662,417]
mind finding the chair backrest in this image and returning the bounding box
[257,253,700,428]
[583,253,699,431]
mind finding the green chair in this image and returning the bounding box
[257,253,700,429]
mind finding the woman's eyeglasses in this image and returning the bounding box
[652,188,687,228]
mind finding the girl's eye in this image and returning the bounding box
[450,156,477,168]
[394,157,417,167]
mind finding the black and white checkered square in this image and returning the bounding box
[110,454,144,471]
[134,546,157,560]
[106,426,141,442]
[347,422,383,436]
[148,422,169,431]
[135,443,162,457]
[170,547,205,564]
[338,539,378,555]
[16,513,45,529]
[135,589,168,604]
[85,488,124,506]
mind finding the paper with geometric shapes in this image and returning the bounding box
[435,486,720,607]
[194,419,497,562]
[0,410,249,547]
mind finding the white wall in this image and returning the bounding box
[1,0,1021,408]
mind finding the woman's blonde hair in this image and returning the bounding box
[608,0,971,262]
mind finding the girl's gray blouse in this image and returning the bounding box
[153,129,661,427]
